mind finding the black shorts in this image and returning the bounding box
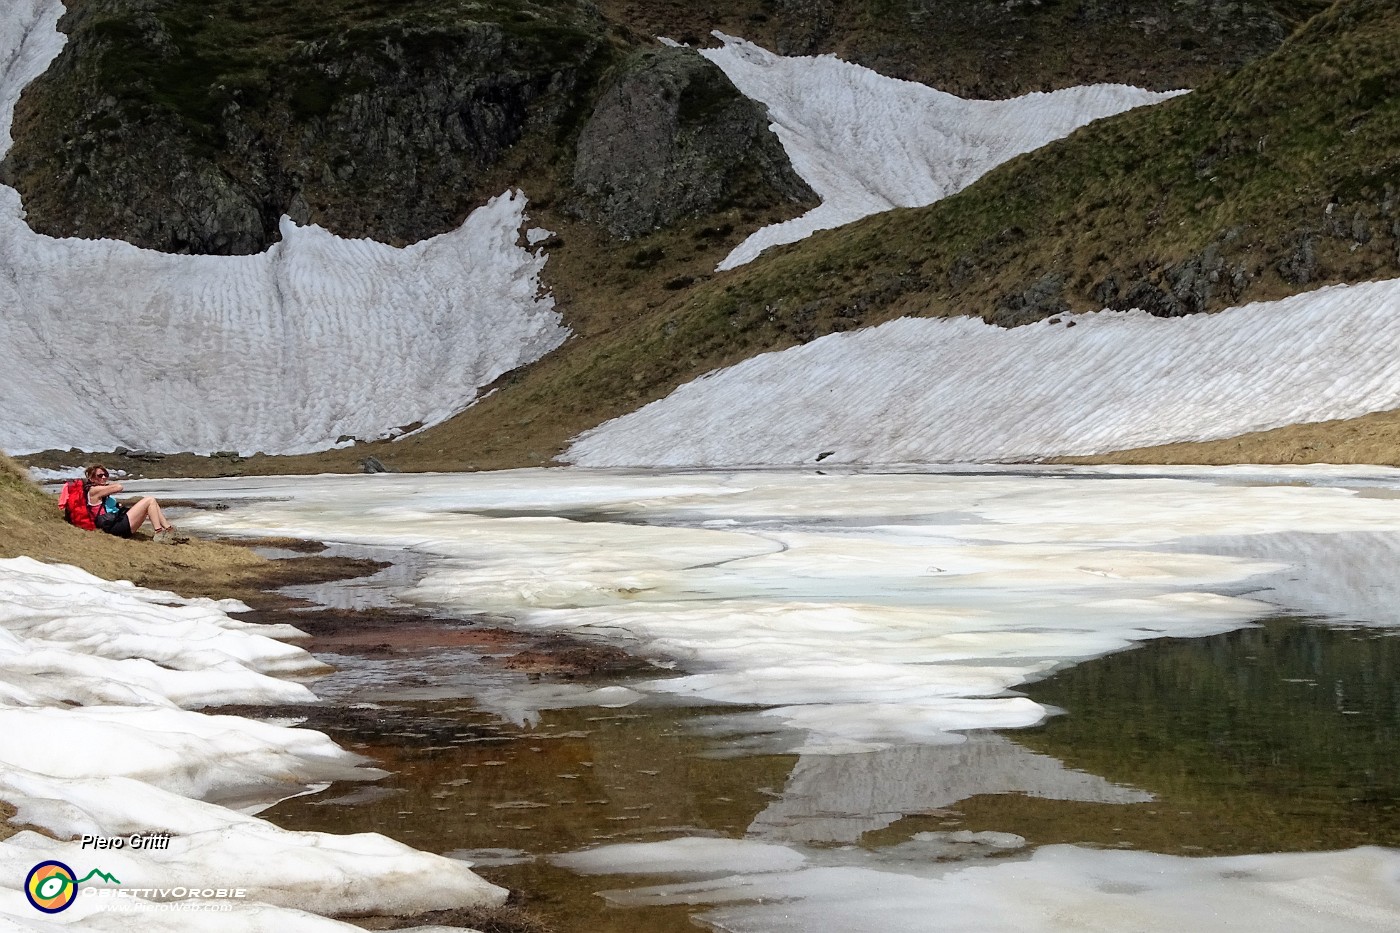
[99,510,132,538]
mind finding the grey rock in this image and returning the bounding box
[992,274,1068,327]
[1277,230,1319,286]
[571,46,816,239]
[3,1,612,254]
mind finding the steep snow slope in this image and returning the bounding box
[696,34,1184,269]
[0,0,566,456]
[567,278,1400,466]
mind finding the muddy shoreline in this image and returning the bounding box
[211,535,661,932]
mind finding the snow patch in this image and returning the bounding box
[0,2,567,457]
[700,33,1183,269]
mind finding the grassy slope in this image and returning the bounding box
[14,1,1399,476]
[590,0,1331,97]
[363,0,1400,471]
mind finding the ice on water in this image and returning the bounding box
[156,467,1400,751]
[576,842,1400,933]
[142,466,1400,930]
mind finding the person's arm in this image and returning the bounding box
[90,481,124,498]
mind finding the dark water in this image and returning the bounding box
[992,616,1400,854]
[266,616,1400,931]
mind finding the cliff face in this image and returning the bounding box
[571,46,816,239]
[2,0,619,253]
[2,0,815,254]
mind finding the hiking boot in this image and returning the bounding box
[154,528,190,545]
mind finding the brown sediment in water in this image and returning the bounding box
[236,602,659,680]
[342,902,554,933]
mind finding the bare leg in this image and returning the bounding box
[145,497,171,532]
[124,497,172,533]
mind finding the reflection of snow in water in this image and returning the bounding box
[139,465,1400,931]
[746,735,1151,845]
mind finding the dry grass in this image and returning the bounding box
[0,801,17,842]
[0,452,383,603]
[1053,409,1400,467]
[0,452,265,592]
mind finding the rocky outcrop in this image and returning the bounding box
[2,0,618,253]
[570,46,816,239]
[3,1,821,255]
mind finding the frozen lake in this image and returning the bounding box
[140,465,1400,931]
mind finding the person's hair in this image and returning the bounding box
[84,464,110,483]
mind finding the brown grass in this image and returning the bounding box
[0,452,383,602]
[0,801,17,842]
[1053,409,1400,467]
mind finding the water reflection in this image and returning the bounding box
[986,615,1400,854]
[265,614,1400,930]
[748,735,1149,845]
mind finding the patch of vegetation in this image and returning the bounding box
[591,0,1332,97]
[367,0,1399,470]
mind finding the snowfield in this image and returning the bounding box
[697,33,1185,270]
[0,557,508,929]
[0,0,566,458]
[567,277,1400,466]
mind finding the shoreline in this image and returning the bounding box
[17,404,1400,481]
[0,524,589,931]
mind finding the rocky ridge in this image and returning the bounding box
[2,0,812,253]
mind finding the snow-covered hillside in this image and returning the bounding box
[0,0,566,457]
[696,34,1184,270]
[567,278,1400,466]
[0,1,1193,460]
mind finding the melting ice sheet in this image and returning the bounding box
[563,839,1400,933]
[697,33,1183,269]
[0,556,507,929]
[150,464,1400,752]
[0,1,566,456]
[144,465,1400,931]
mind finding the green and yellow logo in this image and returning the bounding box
[25,861,120,913]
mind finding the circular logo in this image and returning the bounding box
[25,861,78,913]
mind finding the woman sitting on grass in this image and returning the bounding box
[84,464,187,543]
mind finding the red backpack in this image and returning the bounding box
[58,479,98,530]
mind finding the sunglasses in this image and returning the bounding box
[94,472,108,479]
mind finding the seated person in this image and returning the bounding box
[84,464,187,543]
